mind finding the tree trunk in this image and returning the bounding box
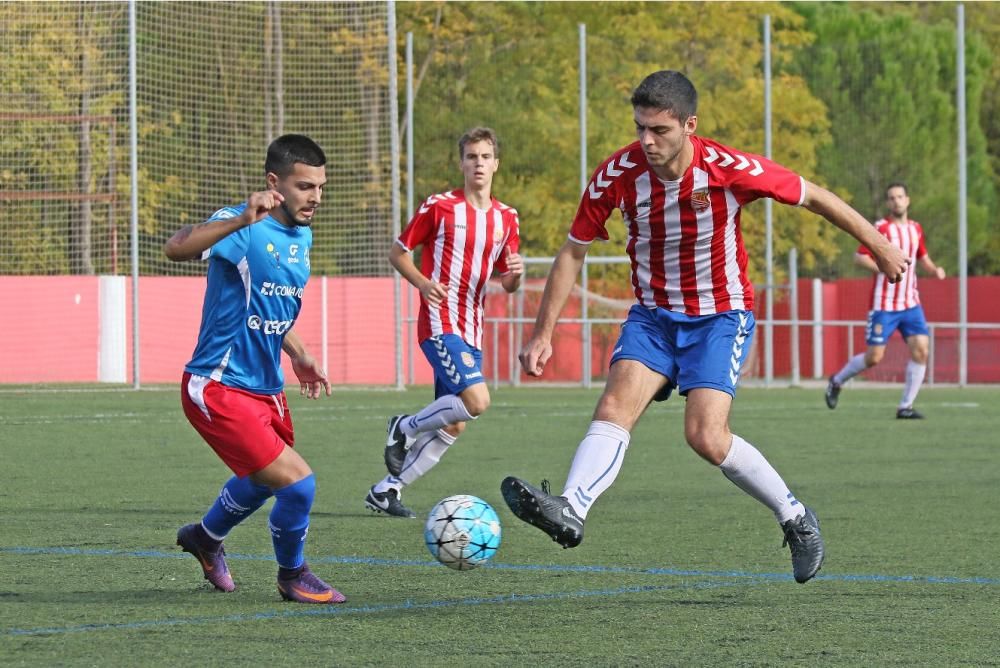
[72,3,95,275]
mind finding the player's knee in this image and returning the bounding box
[912,348,929,364]
[865,350,884,366]
[684,426,729,465]
[462,389,490,417]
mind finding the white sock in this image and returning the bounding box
[401,395,473,437]
[833,353,867,385]
[719,434,803,524]
[561,421,630,519]
[899,360,926,409]
[375,429,457,494]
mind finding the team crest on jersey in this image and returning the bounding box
[461,352,476,368]
[691,189,711,212]
[266,242,281,267]
[494,226,504,242]
[874,324,883,335]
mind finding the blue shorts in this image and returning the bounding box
[865,306,929,346]
[610,305,755,400]
[420,334,485,398]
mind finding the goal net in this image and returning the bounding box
[1,1,397,386]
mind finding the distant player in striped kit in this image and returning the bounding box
[365,127,523,518]
[826,182,947,419]
[500,71,909,584]
[166,135,345,604]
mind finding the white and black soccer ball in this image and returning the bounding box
[424,494,502,570]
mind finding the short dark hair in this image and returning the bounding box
[886,182,908,196]
[265,134,326,176]
[458,127,499,159]
[630,70,698,122]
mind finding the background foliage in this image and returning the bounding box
[1,2,996,278]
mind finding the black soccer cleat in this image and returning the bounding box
[501,476,584,549]
[896,407,924,420]
[824,376,842,410]
[364,486,416,519]
[384,414,414,476]
[781,507,825,584]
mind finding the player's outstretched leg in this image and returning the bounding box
[824,377,842,409]
[780,507,825,583]
[277,563,346,604]
[384,414,414,476]
[176,523,236,592]
[364,485,416,518]
[500,477,584,548]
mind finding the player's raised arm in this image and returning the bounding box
[519,239,589,376]
[164,190,285,262]
[801,180,909,283]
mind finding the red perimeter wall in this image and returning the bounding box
[2,276,998,385]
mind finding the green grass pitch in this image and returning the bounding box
[1,385,998,666]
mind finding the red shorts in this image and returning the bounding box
[181,372,294,477]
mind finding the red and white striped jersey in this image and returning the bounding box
[857,218,927,312]
[398,189,520,348]
[570,136,805,315]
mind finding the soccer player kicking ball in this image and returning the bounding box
[365,127,522,518]
[501,71,909,583]
[165,135,345,604]
[825,182,947,419]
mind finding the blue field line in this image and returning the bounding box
[4,580,745,637]
[2,545,997,586]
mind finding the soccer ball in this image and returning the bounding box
[424,494,502,570]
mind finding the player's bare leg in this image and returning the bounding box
[685,388,824,583]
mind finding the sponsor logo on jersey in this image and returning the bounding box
[691,189,711,212]
[636,199,652,208]
[288,244,300,264]
[247,315,293,335]
[265,242,281,267]
[260,282,304,298]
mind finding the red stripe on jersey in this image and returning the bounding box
[708,186,735,312]
[433,214,456,335]
[676,175,701,313]
[733,212,753,310]
[646,177,669,307]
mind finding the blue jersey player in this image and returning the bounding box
[165,134,344,604]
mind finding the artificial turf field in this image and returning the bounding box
[1,385,997,666]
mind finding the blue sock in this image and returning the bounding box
[269,474,316,570]
[202,476,273,540]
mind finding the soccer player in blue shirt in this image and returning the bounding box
[164,134,344,604]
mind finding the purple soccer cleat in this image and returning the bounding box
[277,563,346,604]
[176,523,236,593]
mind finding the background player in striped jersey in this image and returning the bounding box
[825,182,947,419]
[365,127,523,518]
[165,134,345,604]
[501,70,909,584]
